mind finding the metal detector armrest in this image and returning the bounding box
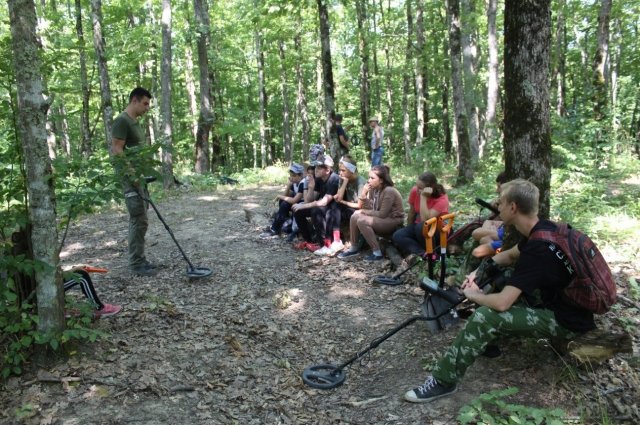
[420,277,462,304]
[475,198,499,215]
[422,217,438,254]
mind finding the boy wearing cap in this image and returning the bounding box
[291,155,341,252]
[369,117,384,166]
[260,163,305,239]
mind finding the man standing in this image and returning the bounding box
[369,117,384,166]
[335,114,349,158]
[404,179,595,403]
[292,155,340,252]
[111,87,157,277]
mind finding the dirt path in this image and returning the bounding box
[1,185,638,424]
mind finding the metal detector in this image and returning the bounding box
[301,282,466,389]
[371,216,438,286]
[302,214,461,390]
[475,197,499,216]
[422,213,457,333]
[139,177,212,279]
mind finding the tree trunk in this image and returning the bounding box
[279,41,292,164]
[447,0,473,185]
[74,0,91,158]
[592,0,612,121]
[90,0,113,150]
[483,0,500,150]
[193,0,212,173]
[8,0,64,335]
[209,66,223,172]
[294,33,310,161]
[254,24,268,167]
[461,0,479,160]
[57,102,71,156]
[355,0,371,151]
[442,76,453,158]
[184,45,198,141]
[504,0,552,219]
[415,0,426,147]
[160,0,174,188]
[379,0,395,149]
[401,0,413,165]
[552,0,567,117]
[317,0,338,164]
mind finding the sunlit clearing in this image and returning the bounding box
[60,242,86,258]
[197,195,220,202]
[280,288,306,315]
[330,287,366,300]
[594,213,640,264]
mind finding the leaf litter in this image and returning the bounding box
[0,185,638,424]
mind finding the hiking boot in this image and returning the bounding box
[259,229,279,239]
[404,376,457,403]
[94,303,122,318]
[313,246,332,256]
[364,253,384,262]
[337,249,360,260]
[131,264,158,277]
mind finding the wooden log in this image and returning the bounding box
[553,329,633,364]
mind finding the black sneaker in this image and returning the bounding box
[404,376,457,403]
[131,264,158,277]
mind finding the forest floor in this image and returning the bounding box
[1,184,639,425]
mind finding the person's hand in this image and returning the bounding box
[461,270,477,289]
[335,193,343,202]
[361,183,370,194]
[307,176,315,189]
[422,187,433,196]
[463,282,483,301]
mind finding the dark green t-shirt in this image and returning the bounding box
[112,111,146,148]
[112,112,146,191]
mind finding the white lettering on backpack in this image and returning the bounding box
[547,243,574,275]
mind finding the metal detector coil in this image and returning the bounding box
[186,266,213,279]
[301,364,346,389]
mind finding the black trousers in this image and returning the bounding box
[294,206,330,244]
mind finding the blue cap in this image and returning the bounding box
[289,163,304,174]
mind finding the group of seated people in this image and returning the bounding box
[258,154,496,264]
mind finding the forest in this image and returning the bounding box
[1,0,640,423]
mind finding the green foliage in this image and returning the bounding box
[0,290,104,379]
[457,387,568,425]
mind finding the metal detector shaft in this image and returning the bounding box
[144,195,197,270]
[335,287,464,371]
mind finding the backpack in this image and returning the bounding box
[529,222,616,314]
[309,144,325,163]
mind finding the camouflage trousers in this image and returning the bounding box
[432,305,577,386]
[123,186,149,268]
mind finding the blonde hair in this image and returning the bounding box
[500,179,539,215]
